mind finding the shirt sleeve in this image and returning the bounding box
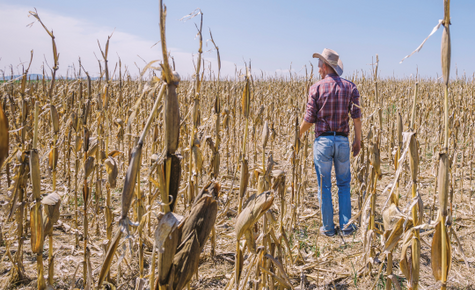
[304,85,318,123]
[349,84,362,119]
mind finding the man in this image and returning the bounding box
[299,48,362,237]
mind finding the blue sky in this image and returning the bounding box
[1,0,474,79]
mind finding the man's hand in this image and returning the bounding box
[299,120,313,140]
[352,118,362,157]
[352,138,361,157]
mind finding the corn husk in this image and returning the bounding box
[397,112,403,147]
[369,141,381,178]
[168,231,198,290]
[261,121,269,148]
[171,184,218,290]
[0,104,9,168]
[30,149,41,199]
[383,217,411,254]
[236,191,274,253]
[192,101,200,128]
[382,203,400,231]
[21,99,28,128]
[431,220,452,281]
[83,184,90,205]
[272,170,285,196]
[239,159,249,199]
[42,192,61,236]
[165,84,180,154]
[121,144,142,219]
[397,229,421,287]
[83,129,90,153]
[157,225,180,286]
[167,154,182,212]
[50,104,59,134]
[30,201,44,254]
[85,156,95,179]
[102,84,109,109]
[242,77,250,118]
[75,135,83,153]
[48,147,58,170]
[104,157,119,188]
[441,25,451,85]
[87,140,98,158]
[154,212,184,253]
[399,231,413,282]
[191,140,202,175]
[438,153,449,216]
[221,109,229,129]
[156,159,170,213]
[82,99,91,126]
[190,181,220,208]
[294,116,300,153]
[408,134,419,182]
[205,137,219,178]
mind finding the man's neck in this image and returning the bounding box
[322,68,337,79]
[322,73,337,79]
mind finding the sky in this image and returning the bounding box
[0,0,474,80]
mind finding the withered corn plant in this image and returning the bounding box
[235,66,251,289]
[97,81,166,288]
[42,192,61,286]
[432,1,452,289]
[29,101,45,289]
[187,9,204,208]
[81,72,93,288]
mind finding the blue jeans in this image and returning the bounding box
[313,134,352,235]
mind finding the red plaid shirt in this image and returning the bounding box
[304,73,361,138]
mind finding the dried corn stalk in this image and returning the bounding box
[42,192,61,285]
[431,2,452,289]
[30,101,46,289]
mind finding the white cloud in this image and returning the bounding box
[0,4,239,79]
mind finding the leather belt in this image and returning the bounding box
[320,131,348,137]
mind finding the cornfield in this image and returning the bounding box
[1,0,475,289]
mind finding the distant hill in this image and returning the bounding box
[1,74,102,81]
[1,74,44,81]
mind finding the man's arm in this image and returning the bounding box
[301,83,318,139]
[299,120,313,139]
[352,118,361,157]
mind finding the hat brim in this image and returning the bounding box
[313,53,344,76]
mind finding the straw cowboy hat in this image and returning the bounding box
[312,48,344,76]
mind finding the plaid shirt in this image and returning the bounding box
[304,73,361,138]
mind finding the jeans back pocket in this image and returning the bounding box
[314,138,333,162]
[336,143,350,163]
